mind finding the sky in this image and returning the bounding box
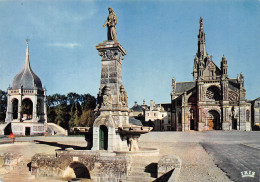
[0,0,259,107]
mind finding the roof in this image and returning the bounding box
[253,97,260,102]
[161,103,171,111]
[129,117,143,126]
[11,43,43,90]
[131,104,143,112]
[228,79,239,91]
[176,81,196,94]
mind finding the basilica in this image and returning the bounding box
[171,18,251,131]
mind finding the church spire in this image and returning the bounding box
[221,54,228,78]
[197,17,207,59]
[24,38,31,71]
[23,38,32,72]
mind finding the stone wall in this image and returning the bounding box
[11,122,46,136]
[31,150,131,181]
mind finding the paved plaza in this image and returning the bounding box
[0,131,259,181]
[140,131,260,182]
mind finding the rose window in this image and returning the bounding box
[206,86,220,101]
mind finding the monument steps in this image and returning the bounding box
[126,156,159,181]
[125,175,155,182]
[129,171,152,177]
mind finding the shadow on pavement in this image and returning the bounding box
[34,140,87,150]
[153,169,174,182]
[145,163,157,178]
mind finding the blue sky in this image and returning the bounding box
[0,0,259,106]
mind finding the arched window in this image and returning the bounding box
[12,99,18,119]
[37,99,42,117]
[22,98,33,119]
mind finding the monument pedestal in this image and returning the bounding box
[92,41,129,152]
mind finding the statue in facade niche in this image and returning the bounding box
[103,7,117,41]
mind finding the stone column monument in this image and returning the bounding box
[92,7,129,152]
[92,7,152,152]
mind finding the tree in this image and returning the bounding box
[46,92,96,131]
[67,92,80,106]
[0,90,7,122]
[81,94,96,110]
[79,110,95,127]
[69,101,82,128]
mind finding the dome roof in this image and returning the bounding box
[11,42,43,90]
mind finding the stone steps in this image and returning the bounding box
[126,176,155,182]
[126,156,158,182]
[129,171,152,177]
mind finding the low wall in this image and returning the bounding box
[31,150,131,182]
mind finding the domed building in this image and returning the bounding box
[5,41,47,136]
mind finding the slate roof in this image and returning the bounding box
[228,79,239,91]
[130,104,143,112]
[161,103,171,111]
[129,117,143,126]
[175,79,240,94]
[254,97,260,101]
[176,81,196,94]
[11,43,43,90]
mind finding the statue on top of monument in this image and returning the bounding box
[103,7,117,41]
[200,17,203,27]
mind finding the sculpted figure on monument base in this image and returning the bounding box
[119,85,127,106]
[101,85,112,107]
[103,7,117,41]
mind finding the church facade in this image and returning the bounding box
[4,41,48,136]
[171,18,251,131]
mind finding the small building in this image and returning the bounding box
[171,18,251,131]
[129,101,144,118]
[251,97,260,130]
[4,41,47,136]
[144,100,172,131]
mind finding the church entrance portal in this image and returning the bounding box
[25,127,31,136]
[190,120,195,130]
[99,125,108,150]
[208,110,221,130]
[208,119,214,130]
[232,119,237,130]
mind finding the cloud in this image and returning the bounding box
[46,43,81,48]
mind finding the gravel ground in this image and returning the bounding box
[2,131,255,181]
[139,133,231,182]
